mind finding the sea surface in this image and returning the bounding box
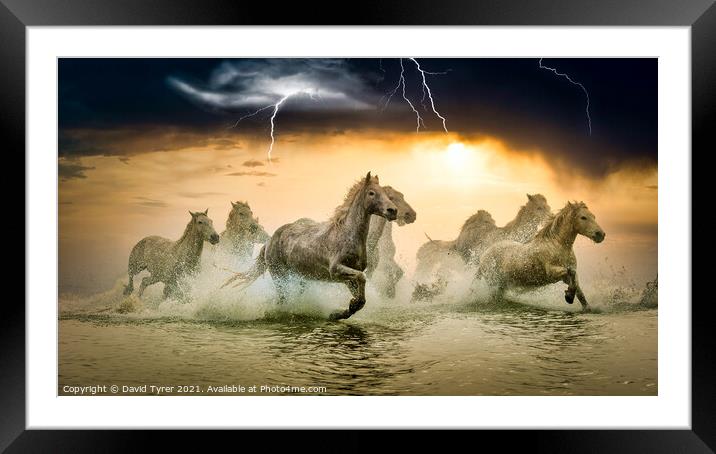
[59,275,657,396]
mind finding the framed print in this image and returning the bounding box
[6,0,714,450]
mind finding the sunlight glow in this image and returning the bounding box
[445,142,470,169]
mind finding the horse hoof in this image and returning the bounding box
[564,290,575,304]
[349,298,366,313]
[328,310,349,321]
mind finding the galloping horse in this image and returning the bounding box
[477,201,605,311]
[223,173,398,320]
[124,209,220,298]
[365,186,417,298]
[458,194,551,264]
[219,201,269,260]
[414,194,551,292]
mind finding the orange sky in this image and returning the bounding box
[59,131,657,294]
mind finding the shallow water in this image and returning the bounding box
[59,279,657,396]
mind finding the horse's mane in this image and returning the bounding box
[329,176,373,226]
[503,194,547,230]
[174,215,201,250]
[535,201,586,240]
[460,210,496,233]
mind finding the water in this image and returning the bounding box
[58,271,657,396]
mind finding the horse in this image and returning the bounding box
[458,193,551,264]
[222,172,398,320]
[123,209,220,298]
[413,194,551,289]
[413,210,495,283]
[477,201,605,311]
[365,186,417,298]
[219,201,270,260]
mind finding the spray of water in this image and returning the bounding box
[60,246,656,322]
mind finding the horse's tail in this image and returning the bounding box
[221,245,267,289]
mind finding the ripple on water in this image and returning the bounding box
[58,293,657,396]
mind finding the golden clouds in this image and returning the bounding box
[59,129,657,293]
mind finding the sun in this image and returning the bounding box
[444,142,471,169]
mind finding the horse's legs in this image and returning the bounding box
[383,261,403,299]
[347,279,366,316]
[137,273,163,297]
[546,264,574,305]
[274,279,288,305]
[491,283,506,302]
[268,268,289,304]
[571,271,590,311]
[124,261,147,295]
[562,273,576,305]
[163,280,180,300]
[561,268,590,311]
[297,278,308,296]
[328,264,366,320]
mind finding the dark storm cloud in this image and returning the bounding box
[59,58,657,177]
[58,159,95,181]
[59,127,243,158]
[168,59,378,113]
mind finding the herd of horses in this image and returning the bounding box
[124,172,605,319]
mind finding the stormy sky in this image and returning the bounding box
[59,58,657,178]
[58,58,659,294]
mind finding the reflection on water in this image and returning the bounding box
[59,300,657,396]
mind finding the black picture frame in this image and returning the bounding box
[5,0,713,451]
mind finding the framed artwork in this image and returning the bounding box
[8,0,713,450]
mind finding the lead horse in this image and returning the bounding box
[124,209,220,298]
[223,173,398,320]
[477,201,605,311]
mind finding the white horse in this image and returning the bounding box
[413,194,551,300]
[124,209,220,298]
[365,186,417,298]
[223,173,398,320]
[477,201,605,311]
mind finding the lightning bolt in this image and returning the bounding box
[266,95,290,161]
[538,58,592,135]
[231,58,450,159]
[382,58,449,133]
[410,58,449,133]
[392,59,425,132]
[230,92,312,161]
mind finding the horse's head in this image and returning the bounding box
[228,201,269,242]
[362,172,397,221]
[572,203,606,243]
[382,186,416,226]
[190,209,220,244]
[525,193,552,225]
